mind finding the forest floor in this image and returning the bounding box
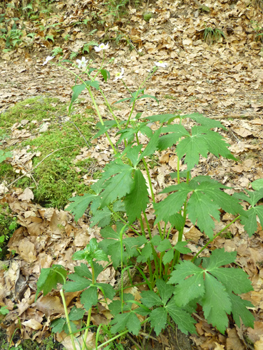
[1,0,263,349]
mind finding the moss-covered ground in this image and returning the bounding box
[0,96,97,209]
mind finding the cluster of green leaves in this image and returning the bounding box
[0,0,56,52]
[0,16,23,50]
[203,27,225,44]
[34,61,261,349]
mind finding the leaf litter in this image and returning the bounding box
[1,0,263,348]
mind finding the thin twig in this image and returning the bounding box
[142,323,147,349]
[66,118,90,147]
[127,334,142,350]
[7,145,80,188]
[139,331,157,341]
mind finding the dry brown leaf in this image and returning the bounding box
[36,295,65,317]
[255,336,263,350]
[226,328,244,350]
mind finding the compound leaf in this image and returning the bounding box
[177,126,235,170]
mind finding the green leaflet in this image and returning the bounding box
[168,249,254,333]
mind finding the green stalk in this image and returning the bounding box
[142,158,155,203]
[177,156,180,184]
[55,270,77,350]
[121,78,132,94]
[81,261,96,350]
[164,226,173,277]
[165,225,172,240]
[96,330,129,349]
[125,66,158,128]
[108,208,141,236]
[192,215,241,262]
[95,317,150,349]
[139,216,146,237]
[98,87,121,128]
[57,62,117,154]
[92,51,105,80]
[135,265,152,290]
[171,171,190,268]
[126,98,137,128]
[86,85,117,154]
[60,289,77,350]
[142,211,152,239]
[139,216,154,284]
[119,225,127,313]
[142,157,163,238]
[142,211,159,283]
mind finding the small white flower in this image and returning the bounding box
[76,57,88,70]
[43,56,54,65]
[154,60,168,68]
[94,43,109,52]
[114,68,124,81]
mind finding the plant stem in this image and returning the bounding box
[98,87,121,128]
[96,330,129,349]
[177,156,180,184]
[60,289,77,350]
[142,157,163,239]
[81,261,96,350]
[121,78,132,94]
[96,318,149,349]
[119,225,128,313]
[86,85,117,154]
[125,67,158,128]
[57,62,117,154]
[172,171,191,267]
[108,209,141,236]
[192,215,241,262]
[142,211,159,281]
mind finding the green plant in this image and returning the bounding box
[35,49,258,349]
[143,12,153,22]
[64,34,71,41]
[51,46,63,56]
[203,27,225,44]
[0,150,12,163]
[103,0,129,21]
[82,41,99,54]
[0,306,9,316]
[0,202,17,259]
[45,34,54,42]
[4,27,23,49]
[70,51,78,60]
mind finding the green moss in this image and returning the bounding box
[164,94,177,100]
[0,96,97,209]
[0,96,63,129]
[0,204,17,260]
[148,154,159,169]
[221,231,233,239]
